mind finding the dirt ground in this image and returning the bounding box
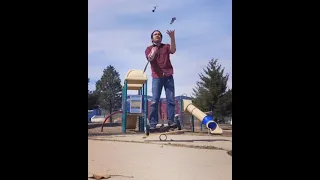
[89,140,232,180]
[88,123,232,180]
[88,122,232,156]
[88,123,232,137]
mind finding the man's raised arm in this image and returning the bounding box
[167,30,176,54]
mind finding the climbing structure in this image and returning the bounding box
[121,69,148,133]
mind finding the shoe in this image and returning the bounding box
[168,120,182,130]
[149,126,157,133]
[168,121,178,128]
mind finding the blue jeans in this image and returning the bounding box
[149,75,175,128]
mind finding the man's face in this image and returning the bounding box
[152,31,162,42]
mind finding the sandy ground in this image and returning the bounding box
[88,124,232,180]
[88,140,232,180]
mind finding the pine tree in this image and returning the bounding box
[95,65,123,113]
[192,58,230,116]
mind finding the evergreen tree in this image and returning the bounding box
[192,58,230,117]
[95,65,122,113]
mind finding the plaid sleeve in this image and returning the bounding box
[147,46,158,61]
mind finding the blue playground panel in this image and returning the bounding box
[88,108,101,122]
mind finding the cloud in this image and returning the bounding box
[88,0,232,97]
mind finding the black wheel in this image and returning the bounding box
[159,134,167,141]
[177,120,182,130]
[159,126,166,132]
[146,124,150,136]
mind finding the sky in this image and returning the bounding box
[88,0,232,98]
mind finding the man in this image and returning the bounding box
[145,29,177,131]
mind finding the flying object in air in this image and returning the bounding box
[152,6,158,12]
[170,17,176,24]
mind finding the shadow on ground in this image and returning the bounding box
[88,131,143,137]
[144,139,231,143]
[88,123,121,129]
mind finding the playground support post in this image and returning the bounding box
[179,98,183,128]
[143,82,148,133]
[191,116,195,132]
[138,88,143,132]
[121,80,128,133]
[179,97,195,132]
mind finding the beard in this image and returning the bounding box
[152,38,162,46]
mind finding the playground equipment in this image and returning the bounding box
[182,99,223,134]
[101,69,148,133]
[122,70,148,133]
[100,69,222,135]
[101,111,124,132]
[88,108,101,123]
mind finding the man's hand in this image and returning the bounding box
[147,46,159,61]
[167,30,176,54]
[167,30,175,39]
